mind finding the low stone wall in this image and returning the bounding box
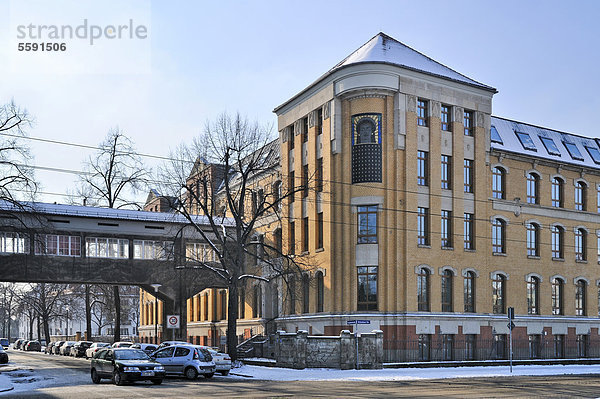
[273,329,383,369]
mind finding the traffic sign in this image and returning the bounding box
[507,322,515,331]
[167,314,180,329]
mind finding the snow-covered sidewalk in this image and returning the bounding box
[231,363,600,381]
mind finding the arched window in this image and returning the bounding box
[526,173,539,204]
[576,280,587,316]
[252,285,262,318]
[288,275,296,315]
[492,218,506,254]
[574,181,587,211]
[551,278,563,315]
[526,276,540,315]
[356,118,376,144]
[464,271,476,313]
[492,274,506,314]
[492,167,506,199]
[316,271,324,313]
[552,177,564,208]
[441,269,453,312]
[302,274,310,314]
[526,223,540,257]
[417,268,430,311]
[575,228,587,261]
[551,225,564,259]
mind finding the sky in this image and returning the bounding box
[0,0,599,205]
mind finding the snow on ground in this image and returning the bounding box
[231,363,600,381]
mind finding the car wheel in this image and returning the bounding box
[113,369,124,386]
[220,370,230,376]
[204,373,214,379]
[151,379,163,385]
[91,368,101,384]
[184,367,198,380]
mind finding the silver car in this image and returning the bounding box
[151,344,215,379]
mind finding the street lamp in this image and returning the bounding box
[65,306,69,340]
[150,284,161,345]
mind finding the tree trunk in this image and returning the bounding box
[226,282,239,361]
[28,316,34,340]
[43,314,51,345]
[113,285,121,342]
[85,285,92,340]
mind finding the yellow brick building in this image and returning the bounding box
[141,32,600,360]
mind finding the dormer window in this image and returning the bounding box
[563,141,584,161]
[490,126,503,144]
[585,145,600,164]
[539,136,561,156]
[515,131,537,151]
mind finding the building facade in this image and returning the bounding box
[141,32,600,361]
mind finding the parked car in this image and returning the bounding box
[45,342,55,354]
[197,346,232,376]
[60,341,76,355]
[111,341,134,348]
[86,342,110,359]
[0,338,9,349]
[150,345,215,379]
[52,341,65,354]
[90,348,165,385]
[156,341,188,350]
[0,347,8,364]
[70,341,93,357]
[12,339,22,350]
[131,343,158,356]
[19,340,29,350]
[25,340,41,352]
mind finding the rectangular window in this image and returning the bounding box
[316,212,324,250]
[494,335,507,360]
[316,108,323,136]
[302,165,309,198]
[529,335,541,359]
[551,226,563,259]
[417,207,430,246]
[417,151,429,186]
[577,335,588,358]
[463,159,474,193]
[442,334,454,361]
[554,335,564,359]
[289,221,295,255]
[417,99,428,127]
[0,232,29,254]
[490,125,503,144]
[563,141,584,160]
[136,240,174,260]
[441,105,450,131]
[357,205,377,244]
[464,213,474,250]
[288,171,295,203]
[492,219,505,254]
[316,158,323,192]
[585,145,600,164]
[515,131,537,151]
[465,335,476,360]
[441,210,452,248]
[288,124,294,150]
[357,266,377,311]
[85,237,129,258]
[526,224,539,257]
[418,334,431,361]
[302,217,309,253]
[464,110,473,136]
[35,235,80,257]
[302,116,308,143]
[441,155,452,190]
[539,136,561,156]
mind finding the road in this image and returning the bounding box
[3,350,600,398]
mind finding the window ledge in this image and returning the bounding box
[442,246,454,251]
[315,248,324,253]
[464,248,476,253]
[552,257,564,262]
[576,259,588,264]
[418,244,431,249]
[492,252,507,257]
[301,251,310,256]
[527,255,541,260]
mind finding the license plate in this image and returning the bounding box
[141,371,154,376]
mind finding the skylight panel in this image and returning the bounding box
[515,131,537,151]
[563,141,584,161]
[585,145,600,164]
[490,126,503,144]
[539,136,561,156]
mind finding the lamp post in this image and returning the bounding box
[150,284,161,345]
[65,306,69,340]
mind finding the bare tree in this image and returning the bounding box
[0,100,36,207]
[17,283,68,344]
[77,128,149,343]
[160,112,315,360]
[0,283,18,339]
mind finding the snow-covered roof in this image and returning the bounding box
[330,33,495,91]
[490,116,600,169]
[0,201,234,226]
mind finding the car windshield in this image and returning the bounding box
[114,349,149,360]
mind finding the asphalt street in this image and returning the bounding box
[3,350,600,398]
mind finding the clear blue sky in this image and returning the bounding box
[1,0,599,205]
